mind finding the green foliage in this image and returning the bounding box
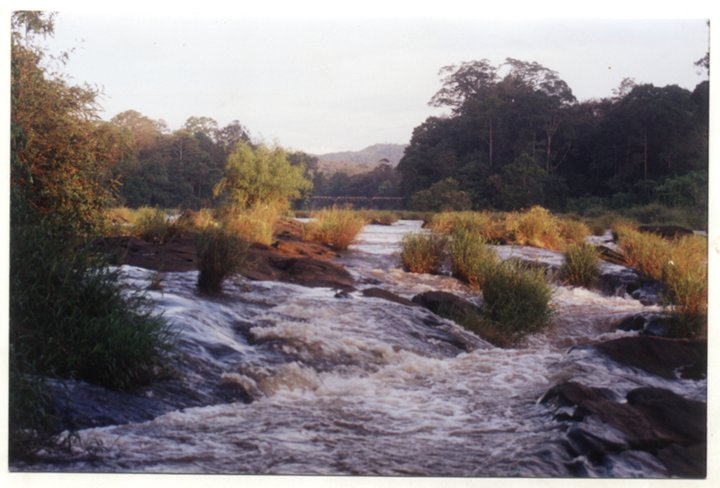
[400,232,447,274]
[409,178,472,212]
[449,228,499,289]
[482,260,554,340]
[305,207,367,250]
[214,142,312,210]
[492,153,547,210]
[196,224,250,293]
[10,222,174,391]
[561,243,600,288]
[11,11,117,236]
[9,347,60,460]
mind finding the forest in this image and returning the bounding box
[86,60,709,229]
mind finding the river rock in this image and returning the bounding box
[244,252,356,291]
[541,381,706,477]
[614,312,677,337]
[411,290,481,318]
[594,336,707,380]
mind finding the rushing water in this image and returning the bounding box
[25,221,705,476]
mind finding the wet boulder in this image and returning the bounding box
[594,336,707,380]
[541,381,707,478]
[614,313,677,337]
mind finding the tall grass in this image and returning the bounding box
[196,225,250,293]
[357,209,400,225]
[615,224,672,280]
[449,228,499,289]
[616,224,707,337]
[10,221,174,457]
[133,207,180,243]
[305,207,367,250]
[561,242,600,288]
[429,211,505,242]
[400,232,447,274]
[482,260,554,340]
[223,203,282,246]
[505,206,563,250]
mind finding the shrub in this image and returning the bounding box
[400,232,447,274]
[196,225,250,293]
[562,243,600,288]
[482,260,553,340]
[305,207,367,250]
[449,228,499,289]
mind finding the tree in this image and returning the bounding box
[213,142,312,210]
[409,178,472,212]
[12,11,118,234]
[184,116,219,140]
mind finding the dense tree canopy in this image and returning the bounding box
[397,57,708,215]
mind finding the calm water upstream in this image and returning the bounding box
[25,221,705,476]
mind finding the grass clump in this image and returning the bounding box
[561,242,600,288]
[196,224,250,293]
[223,203,282,246]
[449,228,499,289]
[400,232,447,274]
[133,207,181,244]
[482,260,553,340]
[358,209,400,225]
[615,224,672,281]
[505,206,562,250]
[305,207,367,250]
[616,224,707,337]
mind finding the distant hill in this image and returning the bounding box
[316,143,406,174]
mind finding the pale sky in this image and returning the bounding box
[38,5,710,154]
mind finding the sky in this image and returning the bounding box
[35,4,711,154]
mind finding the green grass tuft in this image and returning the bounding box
[400,232,447,274]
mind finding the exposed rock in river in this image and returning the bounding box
[541,381,706,478]
[594,336,707,380]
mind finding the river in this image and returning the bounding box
[22,221,706,476]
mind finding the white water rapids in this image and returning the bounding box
[29,221,705,476]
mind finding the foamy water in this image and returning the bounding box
[24,221,704,476]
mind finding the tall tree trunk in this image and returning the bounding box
[643,130,648,179]
[489,119,493,169]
